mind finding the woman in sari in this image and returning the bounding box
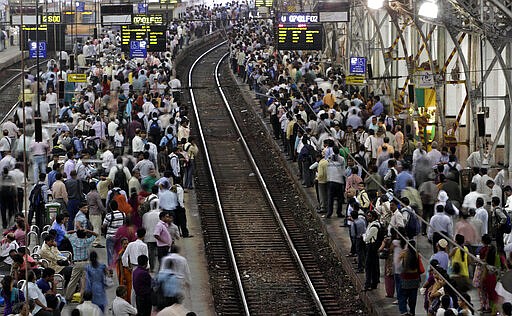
[115,237,132,301]
[113,217,137,257]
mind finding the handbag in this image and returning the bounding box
[379,248,389,259]
[57,259,70,266]
[418,256,425,274]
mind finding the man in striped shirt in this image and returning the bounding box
[102,200,125,266]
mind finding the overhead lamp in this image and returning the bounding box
[418,0,438,18]
[368,0,384,9]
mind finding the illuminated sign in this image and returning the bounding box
[121,25,166,52]
[349,57,366,74]
[279,13,318,23]
[346,75,365,85]
[159,0,178,3]
[277,23,323,51]
[68,73,87,83]
[29,41,46,59]
[255,0,273,7]
[22,24,47,31]
[42,14,61,23]
[132,14,164,25]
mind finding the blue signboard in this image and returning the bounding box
[349,57,367,74]
[29,41,47,59]
[138,3,148,13]
[76,1,85,12]
[129,41,147,58]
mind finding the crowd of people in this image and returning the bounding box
[229,17,512,316]
[0,2,256,316]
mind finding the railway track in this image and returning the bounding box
[186,41,358,315]
[0,58,49,123]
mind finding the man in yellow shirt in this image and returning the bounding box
[323,89,336,109]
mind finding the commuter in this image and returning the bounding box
[133,255,153,316]
[363,210,381,291]
[112,285,138,316]
[102,200,125,267]
[84,251,108,312]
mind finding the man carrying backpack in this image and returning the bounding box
[108,157,131,194]
[148,112,162,145]
[28,173,48,228]
[400,197,421,239]
[493,196,509,253]
[363,210,381,291]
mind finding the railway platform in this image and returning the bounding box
[230,71,482,316]
[0,45,24,71]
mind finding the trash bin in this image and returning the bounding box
[45,203,61,225]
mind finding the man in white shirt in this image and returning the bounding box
[388,199,405,233]
[39,95,51,123]
[132,130,145,156]
[122,228,149,269]
[26,270,53,315]
[474,197,489,236]
[1,118,19,138]
[100,144,115,174]
[112,286,138,316]
[142,186,160,271]
[76,291,102,316]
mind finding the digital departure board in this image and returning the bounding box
[121,25,166,52]
[132,14,164,25]
[255,0,273,7]
[277,23,323,51]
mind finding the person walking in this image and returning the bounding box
[102,200,125,267]
[133,255,153,316]
[154,212,173,263]
[86,182,106,248]
[84,251,108,313]
[64,229,97,301]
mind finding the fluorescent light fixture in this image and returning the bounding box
[368,0,384,9]
[418,0,438,18]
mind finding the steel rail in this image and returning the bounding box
[189,42,328,315]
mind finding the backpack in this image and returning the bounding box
[149,118,160,137]
[444,200,456,215]
[85,139,98,156]
[163,134,176,150]
[375,221,387,244]
[113,167,128,192]
[403,208,421,237]
[139,195,157,216]
[29,183,45,208]
[0,174,15,195]
[502,209,512,234]
[385,169,397,189]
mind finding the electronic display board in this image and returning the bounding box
[121,25,166,52]
[42,14,61,23]
[277,23,323,51]
[132,14,164,25]
[255,0,273,7]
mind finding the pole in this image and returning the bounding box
[19,0,30,311]
[36,0,41,116]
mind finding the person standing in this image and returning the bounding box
[324,151,345,218]
[29,139,49,183]
[65,170,83,230]
[132,255,153,316]
[86,182,106,248]
[154,212,173,263]
[363,210,381,291]
[28,173,48,228]
[183,137,198,190]
[398,240,422,316]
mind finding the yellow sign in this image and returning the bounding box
[42,15,61,23]
[22,25,47,31]
[68,74,87,83]
[346,75,365,85]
